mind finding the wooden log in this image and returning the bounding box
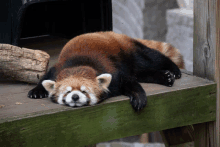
[0,44,50,83]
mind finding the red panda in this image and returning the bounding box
[28,31,184,111]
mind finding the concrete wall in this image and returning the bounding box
[113,0,193,72]
[143,0,179,41]
[166,8,193,72]
[112,0,145,38]
[112,0,179,41]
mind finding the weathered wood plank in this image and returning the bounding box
[140,133,149,143]
[0,72,214,122]
[162,125,194,146]
[193,0,216,81]
[194,0,220,146]
[216,0,220,145]
[0,82,216,146]
[194,122,215,147]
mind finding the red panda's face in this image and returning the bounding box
[53,84,98,107]
[42,73,112,107]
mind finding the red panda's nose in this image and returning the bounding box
[72,94,79,101]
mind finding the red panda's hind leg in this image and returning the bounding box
[136,69,176,87]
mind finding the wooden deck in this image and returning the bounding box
[0,71,215,123]
[0,36,217,146]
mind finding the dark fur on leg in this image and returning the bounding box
[133,40,182,80]
[137,69,175,87]
[121,77,147,111]
[28,66,57,99]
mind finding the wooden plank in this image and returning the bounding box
[0,72,214,122]
[161,125,194,146]
[193,0,219,146]
[216,0,220,145]
[193,0,216,81]
[140,133,149,143]
[160,131,170,147]
[0,83,216,146]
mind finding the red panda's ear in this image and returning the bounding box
[42,80,56,93]
[96,73,112,91]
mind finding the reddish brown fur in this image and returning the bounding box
[57,66,97,81]
[58,32,137,74]
[53,66,103,102]
[59,32,184,71]
[46,31,185,105]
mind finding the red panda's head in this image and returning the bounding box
[42,67,112,107]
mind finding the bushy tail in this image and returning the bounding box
[136,38,185,69]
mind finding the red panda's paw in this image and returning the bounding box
[172,68,182,79]
[130,92,147,112]
[161,70,175,87]
[28,86,49,99]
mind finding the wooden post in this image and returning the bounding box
[140,133,149,143]
[216,0,220,145]
[193,0,220,146]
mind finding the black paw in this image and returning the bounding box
[162,70,175,87]
[130,92,147,112]
[28,86,48,99]
[172,68,182,79]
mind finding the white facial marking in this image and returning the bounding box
[57,94,64,104]
[65,93,73,103]
[56,86,99,107]
[66,86,72,91]
[48,93,53,98]
[88,93,98,105]
[80,86,98,105]
[69,103,75,107]
[80,86,86,91]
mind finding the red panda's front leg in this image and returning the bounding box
[28,66,57,99]
[121,78,147,111]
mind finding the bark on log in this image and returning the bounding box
[0,44,50,83]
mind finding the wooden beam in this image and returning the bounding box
[216,0,220,145]
[193,0,220,146]
[140,133,149,143]
[161,125,194,146]
[0,82,216,146]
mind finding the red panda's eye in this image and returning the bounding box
[67,91,71,94]
[82,91,86,94]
